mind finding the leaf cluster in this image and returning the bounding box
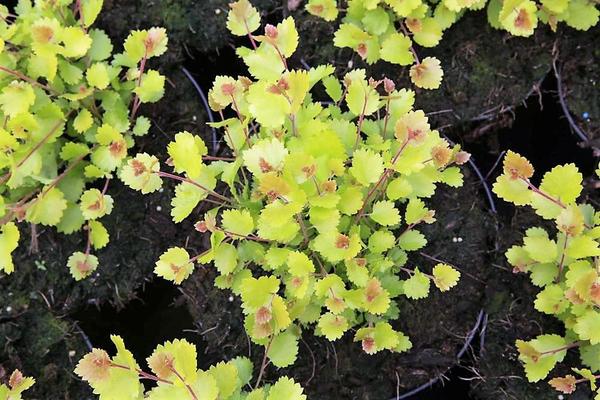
[123,0,466,369]
[0,0,167,279]
[75,335,307,400]
[493,152,600,395]
[306,0,599,89]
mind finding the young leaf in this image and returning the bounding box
[154,247,194,284]
[67,251,99,281]
[0,222,19,274]
[134,70,165,103]
[370,200,401,226]
[167,131,208,177]
[25,188,68,226]
[227,0,261,36]
[80,189,114,220]
[410,57,443,89]
[221,209,255,237]
[349,149,384,186]
[403,269,431,299]
[432,263,460,291]
[318,312,349,340]
[120,153,162,194]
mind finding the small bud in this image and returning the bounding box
[362,337,376,354]
[277,77,289,91]
[368,78,380,89]
[195,221,208,233]
[255,306,273,324]
[357,43,368,60]
[454,151,471,165]
[383,78,395,94]
[265,24,278,39]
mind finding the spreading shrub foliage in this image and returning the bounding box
[0,0,167,279]
[75,336,307,400]
[123,0,468,370]
[306,0,599,89]
[494,152,600,395]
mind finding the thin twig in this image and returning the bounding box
[0,65,58,94]
[156,171,234,204]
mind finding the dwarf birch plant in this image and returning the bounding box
[75,335,307,400]
[493,152,600,396]
[0,0,167,279]
[122,0,467,369]
[306,0,598,89]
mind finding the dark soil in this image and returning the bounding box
[0,1,599,399]
[559,25,600,146]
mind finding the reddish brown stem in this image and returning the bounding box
[354,139,410,224]
[130,50,148,121]
[382,98,391,136]
[539,341,580,356]
[217,227,271,243]
[0,117,69,186]
[110,362,173,385]
[202,155,236,161]
[101,177,110,195]
[156,171,234,204]
[354,92,368,150]
[296,214,310,246]
[84,221,92,256]
[168,366,199,400]
[556,236,569,282]
[0,65,58,94]
[522,179,566,209]
[254,336,274,389]
[244,21,258,49]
